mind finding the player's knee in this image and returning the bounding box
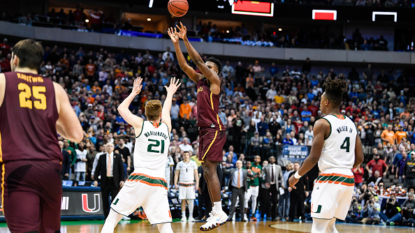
[203,169,213,179]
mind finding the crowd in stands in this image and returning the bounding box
[0,8,398,51]
[2,37,415,225]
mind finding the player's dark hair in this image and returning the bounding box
[12,39,44,70]
[322,77,347,107]
[206,57,222,74]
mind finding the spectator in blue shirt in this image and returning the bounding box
[257,116,269,136]
[282,133,294,145]
[161,74,169,86]
[116,114,127,124]
[350,88,359,103]
[307,92,315,101]
[269,62,279,77]
[310,76,319,88]
[301,109,311,122]
[225,145,238,164]
[398,90,407,106]
[360,40,371,50]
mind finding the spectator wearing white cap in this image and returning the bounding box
[84,103,95,119]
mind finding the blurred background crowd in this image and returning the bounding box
[2,36,415,225]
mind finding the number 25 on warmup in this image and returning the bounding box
[18,83,47,110]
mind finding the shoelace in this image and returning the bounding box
[205,211,217,224]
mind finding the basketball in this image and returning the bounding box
[168,0,189,18]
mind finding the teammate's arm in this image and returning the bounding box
[354,134,364,169]
[289,119,329,189]
[54,83,83,143]
[174,164,180,190]
[167,28,202,83]
[176,23,221,94]
[194,167,199,191]
[162,77,181,132]
[118,78,144,134]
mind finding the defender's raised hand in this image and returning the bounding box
[133,77,143,95]
[168,27,179,44]
[164,77,181,94]
[176,22,187,40]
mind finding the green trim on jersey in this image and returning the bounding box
[136,121,145,138]
[316,175,354,184]
[321,118,332,140]
[127,174,168,188]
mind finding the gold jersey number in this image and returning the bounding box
[18,83,47,110]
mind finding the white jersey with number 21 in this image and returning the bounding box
[134,121,170,177]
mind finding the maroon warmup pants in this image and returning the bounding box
[1,160,62,233]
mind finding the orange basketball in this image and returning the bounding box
[168,0,189,18]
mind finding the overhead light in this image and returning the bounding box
[149,0,154,8]
[278,28,282,31]
[226,30,229,33]
[85,19,89,23]
[147,18,151,21]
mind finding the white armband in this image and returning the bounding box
[294,171,302,179]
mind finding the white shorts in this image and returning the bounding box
[310,172,354,220]
[244,186,259,206]
[179,182,196,200]
[111,173,172,225]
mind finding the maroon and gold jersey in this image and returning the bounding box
[0,72,61,162]
[196,78,225,130]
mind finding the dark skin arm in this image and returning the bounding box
[354,134,364,168]
[167,27,202,83]
[289,119,329,189]
[176,23,221,95]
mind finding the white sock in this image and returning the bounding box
[213,201,222,214]
[101,210,123,233]
[157,223,173,233]
[188,199,194,217]
[182,211,186,218]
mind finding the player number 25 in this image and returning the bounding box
[147,139,165,154]
[18,83,47,110]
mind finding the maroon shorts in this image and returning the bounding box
[198,128,226,162]
[1,160,62,233]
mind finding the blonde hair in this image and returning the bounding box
[145,100,162,121]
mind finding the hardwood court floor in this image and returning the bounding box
[0,220,414,233]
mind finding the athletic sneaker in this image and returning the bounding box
[181,216,187,222]
[200,210,227,231]
[189,216,196,222]
[250,216,257,221]
[243,214,248,221]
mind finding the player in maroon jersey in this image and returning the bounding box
[168,23,228,231]
[0,39,83,232]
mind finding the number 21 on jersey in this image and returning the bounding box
[18,83,47,110]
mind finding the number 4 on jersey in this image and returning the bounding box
[340,137,350,152]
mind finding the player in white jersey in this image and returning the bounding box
[174,151,199,222]
[289,77,363,233]
[101,77,181,233]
